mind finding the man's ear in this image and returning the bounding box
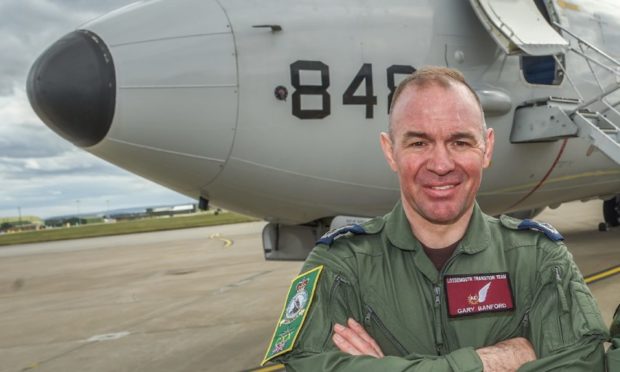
[380,132,398,172]
[483,128,495,169]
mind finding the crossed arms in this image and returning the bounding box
[333,318,536,372]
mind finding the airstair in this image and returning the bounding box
[469,0,620,165]
[551,23,620,165]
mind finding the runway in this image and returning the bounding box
[0,200,618,372]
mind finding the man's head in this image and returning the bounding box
[381,66,494,226]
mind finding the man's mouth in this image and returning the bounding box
[431,185,456,190]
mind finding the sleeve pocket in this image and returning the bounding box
[569,281,607,337]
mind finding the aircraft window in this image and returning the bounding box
[522,55,562,85]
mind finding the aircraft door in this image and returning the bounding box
[469,0,567,85]
[469,0,568,55]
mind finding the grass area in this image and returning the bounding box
[0,216,43,224]
[0,212,257,247]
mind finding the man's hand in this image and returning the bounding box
[332,318,384,358]
[476,337,537,372]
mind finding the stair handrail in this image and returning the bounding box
[552,22,620,116]
[553,22,620,68]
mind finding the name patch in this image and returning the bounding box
[444,272,515,317]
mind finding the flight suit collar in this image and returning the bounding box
[458,203,490,255]
[385,200,490,255]
[384,201,421,251]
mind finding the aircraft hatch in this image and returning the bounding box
[469,0,568,56]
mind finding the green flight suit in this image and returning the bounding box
[609,305,620,371]
[275,202,608,371]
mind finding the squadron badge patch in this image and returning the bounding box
[261,266,323,365]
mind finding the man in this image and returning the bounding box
[262,67,608,371]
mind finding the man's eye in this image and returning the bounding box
[453,141,470,147]
[410,141,425,147]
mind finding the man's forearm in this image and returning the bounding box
[330,319,538,372]
[476,337,536,372]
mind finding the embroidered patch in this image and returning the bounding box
[444,273,515,318]
[261,266,324,365]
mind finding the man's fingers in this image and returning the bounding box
[333,322,382,358]
[347,318,384,357]
[332,332,363,356]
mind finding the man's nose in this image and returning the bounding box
[426,145,455,175]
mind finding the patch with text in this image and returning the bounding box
[444,272,515,317]
[261,266,323,365]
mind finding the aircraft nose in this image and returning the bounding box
[27,30,115,148]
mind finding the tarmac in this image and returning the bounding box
[0,200,618,372]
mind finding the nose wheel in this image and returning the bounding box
[599,196,620,231]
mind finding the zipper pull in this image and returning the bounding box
[521,311,530,337]
[554,267,569,313]
[434,286,441,305]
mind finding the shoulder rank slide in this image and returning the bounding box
[261,266,324,365]
[316,224,366,246]
[518,219,564,241]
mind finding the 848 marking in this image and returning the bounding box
[289,60,416,119]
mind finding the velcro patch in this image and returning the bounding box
[444,273,515,318]
[261,266,323,365]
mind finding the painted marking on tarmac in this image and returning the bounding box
[86,331,130,342]
[242,364,285,372]
[585,265,620,284]
[209,233,233,248]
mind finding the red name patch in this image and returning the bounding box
[444,273,515,318]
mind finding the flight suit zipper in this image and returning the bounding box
[433,252,461,355]
[433,285,444,354]
[521,312,530,335]
[553,266,568,344]
[364,305,409,356]
[322,275,349,348]
[554,267,569,312]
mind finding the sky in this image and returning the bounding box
[0,0,194,219]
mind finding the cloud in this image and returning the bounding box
[0,0,194,219]
[0,87,70,159]
[1,1,92,95]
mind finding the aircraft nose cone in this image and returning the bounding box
[27,30,115,147]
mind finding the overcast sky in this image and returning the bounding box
[0,0,194,218]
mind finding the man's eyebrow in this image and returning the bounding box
[401,131,431,142]
[400,131,480,143]
[448,131,479,142]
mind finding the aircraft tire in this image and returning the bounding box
[603,197,620,227]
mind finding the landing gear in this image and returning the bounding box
[600,196,620,231]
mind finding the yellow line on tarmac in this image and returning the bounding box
[243,364,284,372]
[585,265,620,284]
[208,233,233,248]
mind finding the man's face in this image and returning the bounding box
[381,82,494,225]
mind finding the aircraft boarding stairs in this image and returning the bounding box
[510,25,620,166]
[467,0,620,165]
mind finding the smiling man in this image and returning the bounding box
[262,67,608,371]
